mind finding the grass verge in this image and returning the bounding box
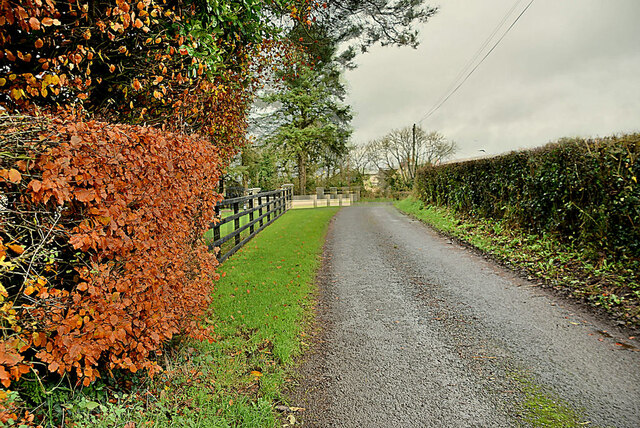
[63,207,339,427]
[521,383,585,427]
[395,197,640,328]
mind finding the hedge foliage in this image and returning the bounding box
[0,0,300,134]
[414,134,640,259]
[0,115,221,391]
[0,0,309,396]
[0,1,314,424]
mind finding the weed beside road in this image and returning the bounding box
[396,197,640,329]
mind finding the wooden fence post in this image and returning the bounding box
[266,195,271,222]
[248,196,254,235]
[213,204,221,243]
[281,184,294,210]
[233,201,240,246]
[280,190,284,215]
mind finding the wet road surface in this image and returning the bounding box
[292,204,640,427]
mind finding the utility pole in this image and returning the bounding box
[412,123,417,180]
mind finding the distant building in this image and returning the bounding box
[363,172,380,192]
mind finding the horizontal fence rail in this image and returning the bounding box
[208,185,294,263]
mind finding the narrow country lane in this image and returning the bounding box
[292,203,640,427]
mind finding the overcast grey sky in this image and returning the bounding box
[344,0,640,160]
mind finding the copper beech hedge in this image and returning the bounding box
[0,115,222,388]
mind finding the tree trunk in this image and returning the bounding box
[241,150,249,189]
[297,153,307,195]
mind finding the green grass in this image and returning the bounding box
[204,209,270,257]
[395,197,460,235]
[204,209,251,242]
[521,385,585,427]
[395,197,640,327]
[66,207,339,427]
[510,372,589,428]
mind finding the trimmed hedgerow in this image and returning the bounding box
[414,134,640,259]
[0,115,222,396]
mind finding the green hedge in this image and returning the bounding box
[414,134,640,258]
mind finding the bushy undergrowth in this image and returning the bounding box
[0,1,316,425]
[396,198,640,326]
[415,134,640,260]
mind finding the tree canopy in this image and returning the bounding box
[364,125,458,189]
[261,63,352,194]
[296,0,438,67]
[245,0,439,192]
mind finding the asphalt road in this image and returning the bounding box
[291,203,640,427]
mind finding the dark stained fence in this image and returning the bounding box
[209,185,294,263]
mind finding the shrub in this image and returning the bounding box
[414,135,640,259]
[0,115,222,390]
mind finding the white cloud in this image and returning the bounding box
[345,0,640,160]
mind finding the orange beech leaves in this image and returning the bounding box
[0,115,222,388]
[0,5,319,415]
[1,0,180,112]
[0,0,309,146]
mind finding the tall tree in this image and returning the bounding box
[348,143,373,176]
[294,0,438,67]
[247,0,438,188]
[262,64,352,194]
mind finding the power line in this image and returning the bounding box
[436,0,525,111]
[418,0,536,124]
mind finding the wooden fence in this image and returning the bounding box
[208,185,294,263]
